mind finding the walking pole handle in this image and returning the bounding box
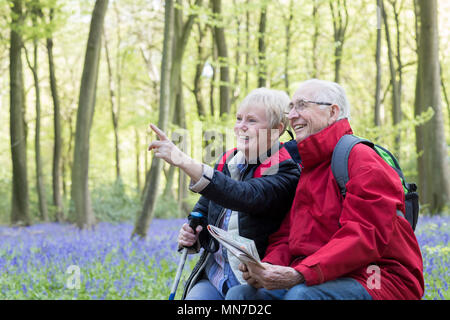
[168,212,204,300]
[188,211,203,237]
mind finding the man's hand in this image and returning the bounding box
[239,262,305,290]
[239,263,263,288]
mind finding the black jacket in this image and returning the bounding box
[182,142,301,298]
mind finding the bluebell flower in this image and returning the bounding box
[1,217,445,300]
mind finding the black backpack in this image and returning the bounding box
[331,135,419,231]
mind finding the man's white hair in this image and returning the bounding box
[295,79,351,120]
[239,87,290,134]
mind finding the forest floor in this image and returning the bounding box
[0,215,448,300]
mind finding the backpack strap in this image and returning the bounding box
[331,135,373,198]
[216,148,237,172]
[332,135,410,225]
[372,144,407,183]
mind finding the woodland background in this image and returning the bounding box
[1,0,449,238]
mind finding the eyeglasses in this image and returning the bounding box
[285,99,333,115]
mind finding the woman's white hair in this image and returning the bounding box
[295,79,351,120]
[238,87,290,135]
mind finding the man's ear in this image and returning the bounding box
[328,104,340,125]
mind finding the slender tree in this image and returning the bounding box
[168,0,202,125]
[191,22,208,118]
[135,128,141,192]
[414,0,450,213]
[103,27,121,181]
[441,64,450,131]
[133,0,174,239]
[156,0,201,205]
[381,0,401,156]
[210,28,217,117]
[46,7,64,222]
[71,0,109,229]
[231,0,242,108]
[244,0,250,95]
[24,0,49,221]
[311,0,320,79]
[9,0,31,226]
[283,0,294,93]
[211,0,230,115]
[374,0,382,126]
[257,0,267,88]
[329,0,348,83]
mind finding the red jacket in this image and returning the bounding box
[263,119,424,300]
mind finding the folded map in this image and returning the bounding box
[207,224,266,269]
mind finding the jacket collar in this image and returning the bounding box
[297,119,353,168]
[228,150,247,179]
[233,141,282,165]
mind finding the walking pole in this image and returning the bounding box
[169,212,203,300]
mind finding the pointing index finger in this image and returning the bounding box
[149,123,168,141]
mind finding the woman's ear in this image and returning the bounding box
[275,122,285,139]
[328,104,340,125]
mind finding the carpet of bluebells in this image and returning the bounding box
[0,216,448,300]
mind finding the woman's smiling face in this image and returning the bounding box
[234,104,273,161]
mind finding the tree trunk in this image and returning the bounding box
[231,0,241,108]
[374,0,382,126]
[413,0,424,205]
[192,23,208,118]
[392,0,403,123]
[103,28,121,181]
[284,0,294,93]
[173,82,189,216]
[169,0,201,120]
[311,0,320,79]
[244,0,250,95]
[162,165,176,199]
[24,12,49,222]
[157,0,201,202]
[381,0,401,157]
[257,2,267,88]
[172,0,202,215]
[133,0,174,239]
[415,0,450,213]
[47,8,64,222]
[329,0,348,83]
[440,63,450,132]
[9,0,31,226]
[71,0,109,229]
[211,0,230,115]
[135,128,141,192]
[210,28,217,117]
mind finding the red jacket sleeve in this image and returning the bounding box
[293,144,405,285]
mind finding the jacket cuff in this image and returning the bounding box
[189,165,214,193]
[293,263,324,286]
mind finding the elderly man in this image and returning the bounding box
[225,79,424,300]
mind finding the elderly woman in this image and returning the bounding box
[148,88,301,300]
[225,79,424,300]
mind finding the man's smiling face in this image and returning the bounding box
[288,87,340,143]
